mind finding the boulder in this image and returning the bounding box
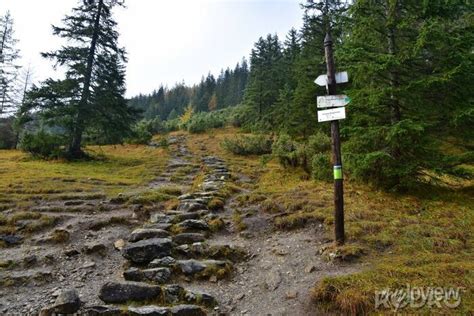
[52,289,81,314]
[122,238,172,263]
[129,228,170,242]
[99,281,161,303]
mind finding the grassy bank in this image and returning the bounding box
[0,144,169,209]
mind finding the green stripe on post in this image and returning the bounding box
[334,165,343,180]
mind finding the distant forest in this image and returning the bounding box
[128,60,249,121]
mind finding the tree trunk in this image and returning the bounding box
[386,0,401,124]
[69,0,104,157]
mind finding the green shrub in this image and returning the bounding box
[273,132,333,179]
[126,121,153,145]
[164,118,180,132]
[186,110,228,133]
[221,134,273,156]
[20,131,65,159]
[271,134,301,168]
[312,153,332,181]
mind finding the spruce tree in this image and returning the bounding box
[340,0,474,189]
[21,0,135,157]
[0,11,21,116]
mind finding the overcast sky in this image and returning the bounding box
[0,0,303,97]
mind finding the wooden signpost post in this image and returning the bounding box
[315,33,346,245]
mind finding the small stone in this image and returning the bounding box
[82,261,96,269]
[82,243,107,256]
[305,264,316,273]
[234,293,245,301]
[64,248,80,257]
[114,239,125,251]
[265,270,282,291]
[52,289,81,314]
[209,275,217,283]
[285,291,298,299]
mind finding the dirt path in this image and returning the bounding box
[0,135,359,315]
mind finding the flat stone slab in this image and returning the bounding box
[99,281,161,303]
[123,267,171,284]
[149,256,176,268]
[170,305,206,316]
[128,306,170,316]
[122,238,172,264]
[129,228,170,242]
[172,233,206,245]
[177,201,207,213]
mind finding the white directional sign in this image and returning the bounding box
[317,95,351,108]
[318,107,346,122]
[314,71,349,86]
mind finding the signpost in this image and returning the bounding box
[318,107,346,122]
[317,95,351,108]
[316,33,346,245]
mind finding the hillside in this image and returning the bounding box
[0,127,472,315]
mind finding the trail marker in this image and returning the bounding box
[314,71,349,86]
[317,95,351,108]
[317,106,346,122]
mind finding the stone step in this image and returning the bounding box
[177,201,208,213]
[172,233,206,245]
[99,282,216,309]
[124,267,171,284]
[174,259,231,278]
[122,238,172,264]
[173,243,246,262]
[174,220,210,233]
[129,228,170,242]
[128,304,206,316]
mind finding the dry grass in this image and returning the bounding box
[0,145,169,206]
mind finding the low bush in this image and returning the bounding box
[20,131,65,159]
[272,132,332,180]
[221,134,272,156]
[126,121,153,145]
[312,153,332,181]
